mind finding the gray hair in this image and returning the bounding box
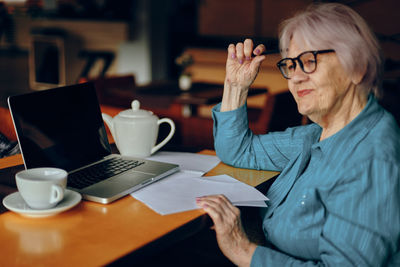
[279,3,383,97]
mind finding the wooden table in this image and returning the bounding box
[0,152,279,266]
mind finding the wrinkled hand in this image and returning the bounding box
[221,39,266,111]
[196,194,257,267]
[226,39,266,89]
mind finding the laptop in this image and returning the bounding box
[8,82,179,204]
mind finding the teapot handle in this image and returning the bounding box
[102,113,116,141]
[151,118,175,154]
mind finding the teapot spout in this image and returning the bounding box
[101,113,116,141]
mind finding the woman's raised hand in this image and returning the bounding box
[221,39,266,111]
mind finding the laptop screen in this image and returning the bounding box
[8,83,111,171]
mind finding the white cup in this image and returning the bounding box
[16,168,68,210]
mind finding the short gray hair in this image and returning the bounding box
[279,3,383,97]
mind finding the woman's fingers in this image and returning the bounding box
[249,43,267,73]
[196,195,239,227]
[253,44,266,56]
[250,54,266,72]
[198,195,234,215]
[199,201,225,226]
[235,42,244,64]
[243,39,253,60]
[228,40,266,65]
[227,43,236,61]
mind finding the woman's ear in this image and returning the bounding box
[352,65,367,85]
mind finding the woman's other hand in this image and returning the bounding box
[221,39,266,111]
[196,194,257,267]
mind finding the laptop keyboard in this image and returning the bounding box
[68,157,145,189]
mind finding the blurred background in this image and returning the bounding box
[0,0,399,151]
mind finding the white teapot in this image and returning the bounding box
[102,100,175,158]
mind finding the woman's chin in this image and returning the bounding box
[297,103,314,117]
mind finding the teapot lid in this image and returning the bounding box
[119,100,154,118]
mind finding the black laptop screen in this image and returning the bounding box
[8,83,111,171]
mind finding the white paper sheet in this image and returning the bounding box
[131,174,268,215]
[147,151,221,175]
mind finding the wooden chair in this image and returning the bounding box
[248,90,302,134]
[0,106,17,141]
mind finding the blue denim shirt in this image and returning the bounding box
[212,96,400,266]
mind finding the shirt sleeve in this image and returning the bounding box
[212,103,309,171]
[251,158,400,266]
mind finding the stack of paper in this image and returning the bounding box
[131,173,268,215]
[130,152,268,215]
[146,151,221,175]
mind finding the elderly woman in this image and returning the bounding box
[196,3,400,266]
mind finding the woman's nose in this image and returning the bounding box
[291,64,308,83]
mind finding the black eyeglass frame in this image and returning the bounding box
[276,49,335,79]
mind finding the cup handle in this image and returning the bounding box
[151,118,175,154]
[50,185,64,204]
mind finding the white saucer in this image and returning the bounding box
[2,189,82,218]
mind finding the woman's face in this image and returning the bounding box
[287,40,355,122]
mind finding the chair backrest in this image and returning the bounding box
[247,90,303,134]
[0,106,17,141]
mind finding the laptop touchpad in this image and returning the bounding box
[82,172,154,197]
[108,172,154,185]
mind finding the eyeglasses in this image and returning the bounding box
[276,49,335,79]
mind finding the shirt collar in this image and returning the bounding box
[312,95,383,154]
